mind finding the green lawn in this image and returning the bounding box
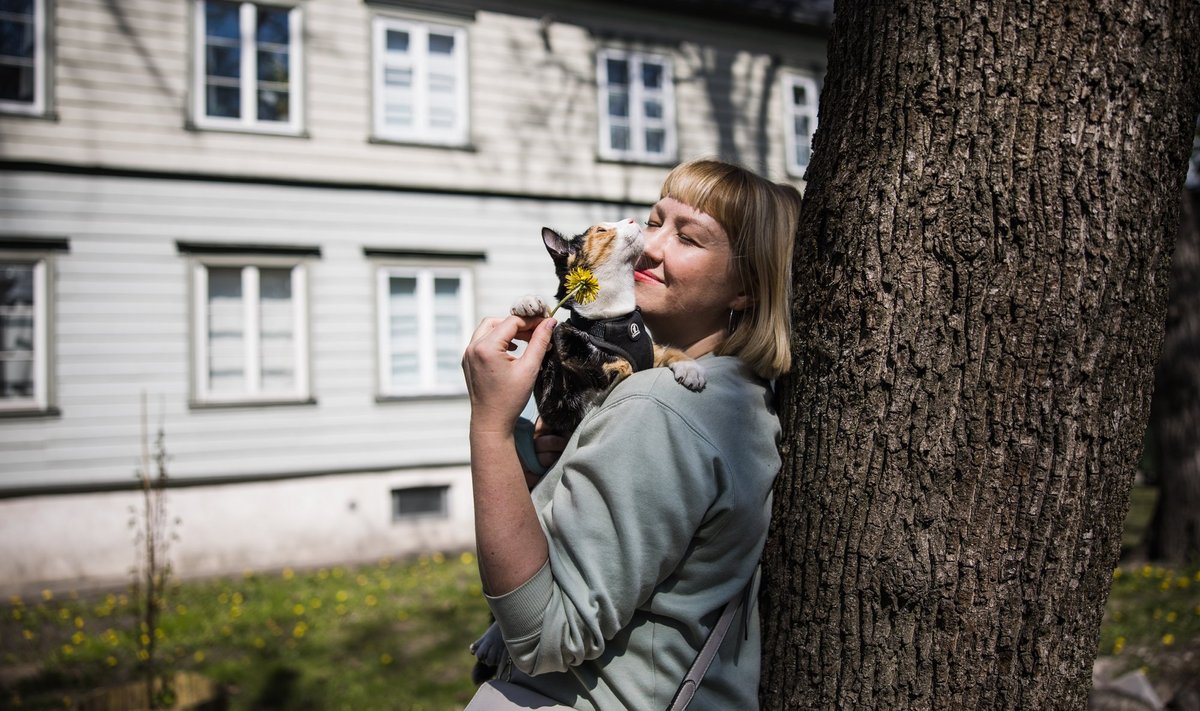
[1,487,1195,710]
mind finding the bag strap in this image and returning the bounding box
[666,571,756,711]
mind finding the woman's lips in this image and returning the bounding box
[634,270,662,284]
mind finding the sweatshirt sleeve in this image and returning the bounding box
[484,385,725,675]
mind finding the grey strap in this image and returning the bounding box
[666,573,755,711]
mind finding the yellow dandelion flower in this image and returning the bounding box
[317,568,329,580]
[11,609,21,621]
[58,608,70,620]
[1166,611,1178,623]
[242,568,254,579]
[292,604,305,616]
[1162,633,1175,646]
[232,592,244,605]
[137,650,149,661]
[433,552,445,565]
[365,595,378,607]
[461,551,475,565]
[282,568,294,581]
[292,623,306,639]
[309,598,322,610]
[1153,608,1163,620]
[22,630,34,641]
[332,567,345,579]
[105,656,117,667]
[176,604,188,615]
[61,645,73,656]
[379,580,391,591]
[379,653,393,666]
[397,611,409,622]
[221,625,232,637]
[1160,580,1171,591]
[154,628,164,640]
[193,650,205,663]
[1112,637,1125,655]
[73,616,83,629]
[356,575,368,587]
[335,591,349,603]
[71,632,83,645]
[1177,577,1190,589]
[41,590,52,602]
[552,267,601,316]
[1141,565,1152,578]
[1193,570,1200,582]
[336,605,348,616]
[231,606,242,619]
[253,637,265,649]
[218,593,229,605]
[1112,568,1121,580]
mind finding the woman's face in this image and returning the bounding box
[634,197,748,350]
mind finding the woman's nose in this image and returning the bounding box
[641,227,665,261]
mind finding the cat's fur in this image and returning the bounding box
[512,219,705,436]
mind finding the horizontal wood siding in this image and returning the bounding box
[0,171,639,490]
[0,0,824,203]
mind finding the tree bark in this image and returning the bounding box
[1145,189,1200,565]
[760,1,1200,709]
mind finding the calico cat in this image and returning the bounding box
[470,219,704,683]
[512,218,706,437]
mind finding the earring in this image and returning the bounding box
[727,309,739,336]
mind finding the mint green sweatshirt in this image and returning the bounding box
[485,355,781,710]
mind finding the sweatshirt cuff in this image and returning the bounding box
[485,559,554,642]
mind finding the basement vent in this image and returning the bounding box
[392,485,449,521]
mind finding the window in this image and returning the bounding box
[783,73,819,177]
[0,257,48,411]
[372,17,468,145]
[597,49,675,163]
[193,0,302,133]
[191,261,309,404]
[392,485,448,521]
[0,0,48,115]
[376,266,472,396]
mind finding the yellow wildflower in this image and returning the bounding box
[282,568,294,581]
[335,591,349,603]
[1162,633,1175,646]
[193,650,205,663]
[461,552,475,565]
[71,632,83,645]
[379,653,393,666]
[1166,611,1178,623]
[254,637,265,649]
[41,590,52,602]
[292,623,307,639]
[552,267,601,316]
[365,595,378,607]
[1112,637,1125,655]
[105,656,117,667]
[292,604,305,616]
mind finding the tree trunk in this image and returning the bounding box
[760,1,1200,709]
[1146,189,1200,564]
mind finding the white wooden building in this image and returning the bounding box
[0,0,827,593]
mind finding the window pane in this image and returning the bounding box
[0,64,34,103]
[794,115,810,137]
[0,0,35,14]
[206,84,240,118]
[388,277,419,388]
[206,44,241,79]
[0,17,34,58]
[645,128,665,155]
[796,143,811,167]
[0,263,36,399]
[433,278,461,386]
[605,58,628,86]
[609,124,629,151]
[256,7,290,45]
[643,97,662,120]
[207,267,245,394]
[607,90,628,118]
[386,29,409,53]
[385,67,412,88]
[792,84,808,106]
[429,33,454,54]
[205,1,241,41]
[641,62,663,89]
[257,49,288,82]
[257,89,289,122]
[258,268,294,393]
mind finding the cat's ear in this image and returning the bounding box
[542,228,571,258]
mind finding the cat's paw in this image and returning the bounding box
[470,622,507,668]
[669,360,707,391]
[511,295,549,318]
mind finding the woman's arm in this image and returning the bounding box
[461,314,556,595]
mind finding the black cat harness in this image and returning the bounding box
[567,307,654,373]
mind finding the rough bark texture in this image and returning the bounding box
[760,1,1200,709]
[1146,190,1200,565]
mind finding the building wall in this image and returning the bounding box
[0,0,825,202]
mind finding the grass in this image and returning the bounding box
[1,487,1195,710]
[0,553,490,710]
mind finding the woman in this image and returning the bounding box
[462,159,800,709]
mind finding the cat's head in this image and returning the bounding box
[541,219,644,307]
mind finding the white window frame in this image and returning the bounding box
[596,48,676,164]
[191,0,304,134]
[0,256,49,412]
[0,0,48,116]
[782,72,819,178]
[371,16,469,146]
[376,265,473,397]
[191,258,310,405]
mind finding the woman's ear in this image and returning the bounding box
[730,292,752,312]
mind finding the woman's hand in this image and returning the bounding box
[462,314,556,435]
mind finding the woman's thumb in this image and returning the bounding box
[524,318,556,360]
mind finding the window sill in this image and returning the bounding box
[0,108,59,121]
[0,405,62,419]
[368,136,476,152]
[184,120,310,139]
[596,153,678,168]
[375,392,468,404]
[189,397,318,411]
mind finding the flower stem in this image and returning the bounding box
[549,285,583,318]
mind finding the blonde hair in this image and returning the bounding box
[660,159,800,379]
